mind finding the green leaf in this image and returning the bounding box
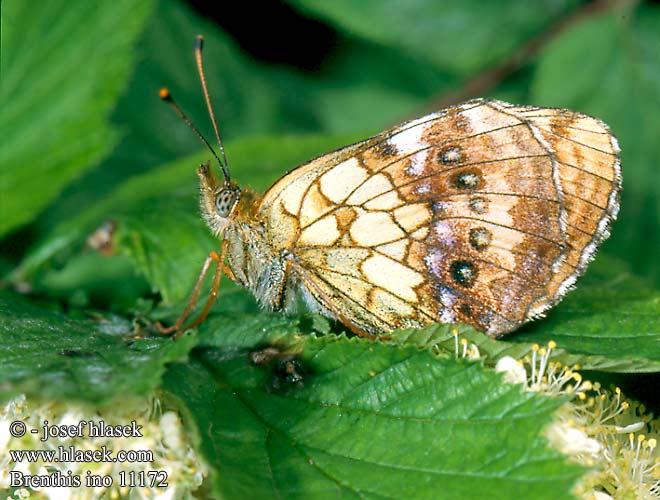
[286,0,579,76]
[0,290,196,403]
[165,324,583,499]
[393,324,660,375]
[531,5,660,285]
[26,0,291,242]
[103,0,298,170]
[308,39,455,133]
[0,0,153,237]
[30,251,151,312]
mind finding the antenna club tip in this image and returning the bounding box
[159,87,171,101]
[195,35,204,49]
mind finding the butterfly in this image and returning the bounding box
[159,36,621,339]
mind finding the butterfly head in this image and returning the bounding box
[161,35,246,235]
[198,161,241,234]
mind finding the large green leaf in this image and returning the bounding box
[0,290,196,403]
[531,5,660,285]
[0,0,153,237]
[27,0,290,237]
[165,321,583,499]
[307,38,455,133]
[286,0,579,77]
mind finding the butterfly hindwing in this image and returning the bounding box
[258,99,620,337]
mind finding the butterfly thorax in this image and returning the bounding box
[198,163,299,312]
[223,219,300,311]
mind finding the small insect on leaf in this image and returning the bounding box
[158,36,621,340]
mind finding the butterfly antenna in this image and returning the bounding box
[159,87,226,176]
[195,35,231,184]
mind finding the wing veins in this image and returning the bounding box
[301,154,553,229]
[430,243,555,291]
[339,123,535,204]
[281,116,551,226]
[426,191,561,204]
[563,192,607,211]
[526,120,612,136]
[559,160,615,183]
[308,270,404,329]
[542,128,617,156]
[311,264,433,323]
[296,238,570,273]
[437,215,565,247]
[367,159,551,204]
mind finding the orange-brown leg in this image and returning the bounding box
[156,242,228,338]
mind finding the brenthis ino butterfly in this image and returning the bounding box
[158,35,621,339]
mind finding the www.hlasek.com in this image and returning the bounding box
[7,419,168,489]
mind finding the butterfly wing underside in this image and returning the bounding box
[258,99,621,337]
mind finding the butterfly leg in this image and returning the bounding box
[156,240,229,338]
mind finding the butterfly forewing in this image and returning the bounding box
[258,99,620,337]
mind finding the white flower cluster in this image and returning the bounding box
[1,394,206,500]
[495,342,660,499]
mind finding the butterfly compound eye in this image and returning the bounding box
[215,188,239,217]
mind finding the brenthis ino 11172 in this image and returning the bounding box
[157,35,621,340]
